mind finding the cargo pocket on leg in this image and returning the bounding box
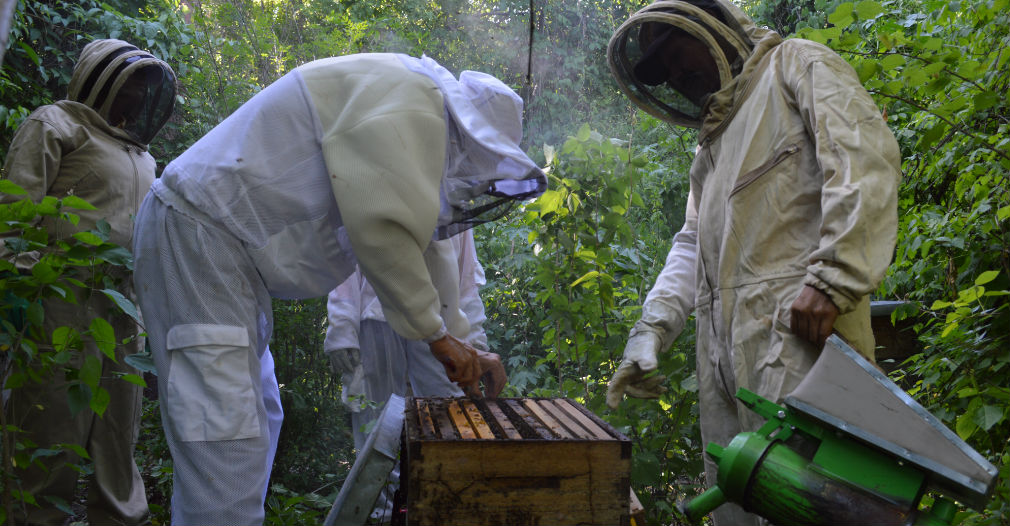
[165,324,261,442]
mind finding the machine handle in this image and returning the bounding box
[679,486,726,524]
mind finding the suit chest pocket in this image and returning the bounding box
[729,143,801,199]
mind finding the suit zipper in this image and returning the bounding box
[728,144,799,198]
[127,144,139,237]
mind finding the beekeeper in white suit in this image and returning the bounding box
[604,1,900,524]
[132,52,545,525]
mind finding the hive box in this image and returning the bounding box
[401,397,631,526]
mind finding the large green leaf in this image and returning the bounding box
[975,404,1005,432]
[828,3,855,26]
[974,270,1000,286]
[79,355,103,389]
[880,53,905,70]
[30,261,59,284]
[72,231,104,246]
[0,180,28,195]
[89,386,111,417]
[854,0,884,19]
[955,407,978,440]
[60,195,97,211]
[118,373,148,387]
[89,317,117,360]
[51,326,81,352]
[101,289,142,326]
[125,351,157,374]
[66,384,91,416]
[26,300,44,328]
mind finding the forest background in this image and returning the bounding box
[0,0,1007,524]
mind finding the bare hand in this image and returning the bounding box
[790,285,839,349]
[429,334,482,388]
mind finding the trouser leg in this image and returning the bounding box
[352,320,410,452]
[405,336,462,398]
[7,292,149,526]
[354,320,416,518]
[695,320,762,526]
[133,195,274,526]
[86,325,149,526]
[260,347,284,501]
[6,362,82,526]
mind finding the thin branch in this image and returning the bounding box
[868,89,1010,164]
[841,48,992,92]
[524,0,534,127]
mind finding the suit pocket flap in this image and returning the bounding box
[167,324,249,350]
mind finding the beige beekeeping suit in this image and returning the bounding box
[607,2,901,524]
[2,38,175,526]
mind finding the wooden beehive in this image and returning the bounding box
[402,397,631,526]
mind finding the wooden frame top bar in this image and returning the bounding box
[407,397,628,442]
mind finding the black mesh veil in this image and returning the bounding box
[607,1,751,128]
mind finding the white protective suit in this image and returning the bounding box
[607,2,901,525]
[132,53,544,525]
[325,230,488,519]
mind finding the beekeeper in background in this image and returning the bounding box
[2,38,176,525]
[325,228,498,519]
[132,52,545,525]
[603,1,900,524]
[326,228,499,449]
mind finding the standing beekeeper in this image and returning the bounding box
[131,52,546,525]
[325,228,499,518]
[1,38,175,525]
[603,1,900,524]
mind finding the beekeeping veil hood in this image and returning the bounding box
[607,0,781,130]
[401,55,547,238]
[68,38,177,145]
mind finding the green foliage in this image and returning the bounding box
[331,0,647,148]
[269,297,354,505]
[480,121,701,525]
[1,181,143,521]
[134,394,172,523]
[742,0,847,34]
[264,483,332,524]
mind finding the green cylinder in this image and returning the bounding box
[705,432,916,525]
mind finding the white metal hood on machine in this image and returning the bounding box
[785,335,998,509]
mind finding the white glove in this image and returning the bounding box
[606,331,668,409]
[326,347,360,377]
[340,365,367,412]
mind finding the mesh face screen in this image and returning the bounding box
[610,23,705,126]
[118,64,176,144]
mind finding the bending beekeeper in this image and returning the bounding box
[132,53,545,526]
[2,38,175,526]
[604,1,900,525]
